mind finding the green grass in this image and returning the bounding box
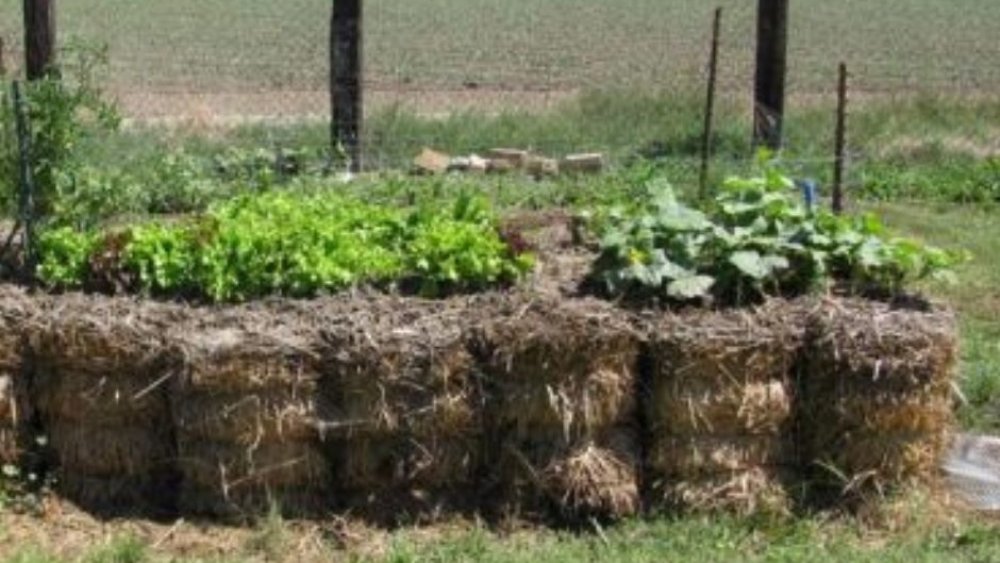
[379,516,1000,563]
[80,91,999,203]
[4,506,1000,562]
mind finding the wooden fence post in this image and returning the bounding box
[753,0,788,150]
[832,63,848,214]
[698,8,723,200]
[24,0,57,80]
[0,37,6,76]
[331,0,363,173]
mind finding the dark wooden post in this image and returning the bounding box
[0,37,7,76]
[753,0,788,150]
[832,63,848,214]
[698,8,723,200]
[23,0,57,80]
[331,0,363,173]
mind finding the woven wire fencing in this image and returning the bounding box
[1,0,998,176]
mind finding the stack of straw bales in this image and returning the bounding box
[171,309,329,518]
[27,296,181,513]
[0,287,35,468]
[803,299,957,498]
[319,298,480,519]
[0,283,961,521]
[474,297,641,520]
[645,301,808,515]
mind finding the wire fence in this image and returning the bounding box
[1,1,998,117]
[1,0,998,184]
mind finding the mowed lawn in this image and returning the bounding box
[1,0,999,96]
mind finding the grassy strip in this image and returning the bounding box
[3,494,1000,562]
[74,92,999,213]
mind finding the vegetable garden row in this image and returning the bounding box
[31,164,958,306]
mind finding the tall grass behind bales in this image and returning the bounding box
[89,91,999,206]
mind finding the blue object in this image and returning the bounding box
[796,179,818,211]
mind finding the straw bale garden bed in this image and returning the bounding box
[0,164,963,527]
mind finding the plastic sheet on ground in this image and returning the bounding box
[944,433,1000,511]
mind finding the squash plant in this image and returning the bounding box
[589,164,962,306]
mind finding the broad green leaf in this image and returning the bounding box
[667,275,715,299]
[657,207,710,232]
[648,249,691,280]
[856,239,885,269]
[761,255,791,273]
[729,250,768,280]
[600,230,628,250]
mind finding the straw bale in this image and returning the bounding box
[170,305,328,515]
[0,287,37,466]
[175,326,323,392]
[25,296,181,463]
[830,431,950,485]
[0,373,17,465]
[335,433,480,491]
[474,297,639,441]
[648,299,809,390]
[177,440,328,491]
[802,299,958,490]
[169,305,330,514]
[47,420,174,477]
[0,284,38,371]
[492,427,640,520]
[654,379,792,437]
[807,299,957,392]
[541,437,640,519]
[173,388,316,445]
[179,483,328,518]
[320,297,476,437]
[27,294,182,374]
[32,369,170,427]
[0,428,16,466]
[648,435,794,477]
[814,395,953,437]
[176,440,329,517]
[656,467,793,516]
[179,327,319,392]
[57,473,172,515]
[0,374,13,422]
[807,428,951,487]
